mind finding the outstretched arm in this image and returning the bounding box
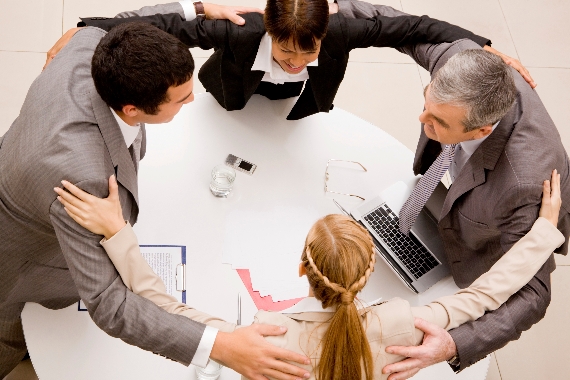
[334,0,536,87]
[382,170,562,379]
[44,2,262,69]
[54,176,311,380]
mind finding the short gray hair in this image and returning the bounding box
[428,49,517,132]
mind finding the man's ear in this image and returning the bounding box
[472,124,493,139]
[121,105,139,117]
[299,262,307,277]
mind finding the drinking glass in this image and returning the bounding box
[196,360,223,380]
[210,165,236,197]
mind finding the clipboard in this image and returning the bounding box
[78,245,186,311]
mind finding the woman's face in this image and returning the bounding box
[271,37,321,74]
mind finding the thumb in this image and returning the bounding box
[541,180,551,208]
[414,317,440,335]
[108,175,119,200]
[254,323,288,337]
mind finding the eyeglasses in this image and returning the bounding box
[324,159,367,200]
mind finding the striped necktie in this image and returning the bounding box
[399,144,457,235]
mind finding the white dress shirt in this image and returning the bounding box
[180,1,318,84]
[179,0,198,21]
[447,121,500,183]
[110,107,218,368]
[251,33,319,85]
[111,108,141,148]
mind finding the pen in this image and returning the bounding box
[237,293,242,326]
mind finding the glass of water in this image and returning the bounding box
[210,165,236,197]
[196,360,223,380]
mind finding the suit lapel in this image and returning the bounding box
[439,106,517,220]
[306,49,335,111]
[90,92,139,208]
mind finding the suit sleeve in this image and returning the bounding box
[342,6,489,51]
[337,0,410,19]
[413,218,563,335]
[80,13,227,50]
[449,183,555,370]
[114,2,186,19]
[49,178,206,365]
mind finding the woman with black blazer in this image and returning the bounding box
[81,0,491,120]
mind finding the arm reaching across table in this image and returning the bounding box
[382,170,563,379]
[54,175,311,380]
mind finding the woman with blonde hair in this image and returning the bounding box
[54,171,563,379]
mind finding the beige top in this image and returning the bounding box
[101,217,564,379]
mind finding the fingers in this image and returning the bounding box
[254,323,288,337]
[267,345,311,366]
[61,180,91,202]
[54,186,85,210]
[43,55,55,71]
[58,197,85,222]
[227,13,245,25]
[385,344,423,359]
[63,206,86,226]
[262,362,310,380]
[551,169,561,201]
[234,6,264,14]
[387,367,420,380]
[383,357,423,376]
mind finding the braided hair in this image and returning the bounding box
[301,214,376,380]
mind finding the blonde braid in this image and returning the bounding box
[305,231,376,305]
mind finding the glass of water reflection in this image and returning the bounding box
[210,165,236,197]
[196,360,223,380]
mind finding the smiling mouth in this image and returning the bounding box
[283,61,305,73]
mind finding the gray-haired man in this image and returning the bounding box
[335,1,570,379]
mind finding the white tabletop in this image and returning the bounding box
[22,93,489,380]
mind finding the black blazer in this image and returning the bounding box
[82,13,488,120]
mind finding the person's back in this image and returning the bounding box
[0,27,112,309]
[0,23,207,375]
[255,297,417,380]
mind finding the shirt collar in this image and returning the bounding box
[251,33,318,84]
[281,296,383,314]
[110,108,141,148]
[459,120,500,156]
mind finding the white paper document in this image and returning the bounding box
[79,245,186,311]
[223,205,317,301]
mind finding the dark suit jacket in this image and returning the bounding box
[81,12,488,120]
[0,27,205,367]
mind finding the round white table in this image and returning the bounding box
[22,93,489,380]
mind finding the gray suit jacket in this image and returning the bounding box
[337,0,570,370]
[0,27,204,365]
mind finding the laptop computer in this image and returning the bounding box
[336,181,450,293]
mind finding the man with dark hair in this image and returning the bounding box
[0,16,310,380]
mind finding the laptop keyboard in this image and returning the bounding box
[363,204,439,279]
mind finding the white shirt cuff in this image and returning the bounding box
[179,1,197,21]
[191,326,219,368]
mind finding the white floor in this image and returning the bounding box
[1,1,569,379]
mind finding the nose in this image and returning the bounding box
[289,54,306,68]
[418,109,428,124]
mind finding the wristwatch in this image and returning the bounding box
[447,354,461,373]
[193,1,205,17]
